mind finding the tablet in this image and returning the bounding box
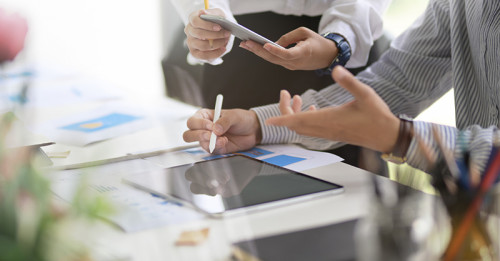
[200,14,285,49]
[122,155,343,217]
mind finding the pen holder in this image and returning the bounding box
[355,177,450,261]
[441,185,500,261]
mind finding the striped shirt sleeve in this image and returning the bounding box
[252,0,500,174]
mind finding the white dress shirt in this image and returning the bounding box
[170,0,392,68]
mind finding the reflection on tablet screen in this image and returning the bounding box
[123,155,343,216]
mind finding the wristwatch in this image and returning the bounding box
[316,32,351,75]
[381,115,414,164]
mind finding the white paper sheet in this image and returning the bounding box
[49,158,205,233]
[33,102,153,146]
[144,144,344,172]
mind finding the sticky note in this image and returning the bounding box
[175,228,210,246]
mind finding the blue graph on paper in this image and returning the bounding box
[239,147,274,158]
[60,113,141,133]
[262,155,306,167]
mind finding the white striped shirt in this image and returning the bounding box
[252,0,500,173]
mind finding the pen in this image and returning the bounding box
[204,0,214,48]
[209,94,223,153]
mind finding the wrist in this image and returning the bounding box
[321,38,339,69]
[316,33,351,75]
[381,115,414,164]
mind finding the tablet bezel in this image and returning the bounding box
[122,154,343,217]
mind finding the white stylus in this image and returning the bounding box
[209,94,223,153]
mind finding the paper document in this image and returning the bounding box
[49,158,205,233]
[33,103,153,146]
[145,144,344,172]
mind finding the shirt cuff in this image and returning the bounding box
[405,121,458,173]
[186,34,235,66]
[250,103,301,144]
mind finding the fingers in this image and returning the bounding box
[265,110,328,140]
[184,109,213,143]
[185,23,229,41]
[240,40,302,70]
[185,9,230,60]
[292,95,302,113]
[242,40,295,60]
[275,27,312,48]
[186,109,213,129]
[187,109,233,153]
[278,90,303,116]
[186,34,228,50]
[183,129,210,143]
[265,113,304,129]
[240,41,285,66]
[189,46,227,60]
[308,105,317,111]
[279,90,293,115]
[212,110,238,135]
[188,10,222,32]
[332,66,373,101]
[262,43,298,60]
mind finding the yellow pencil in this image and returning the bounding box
[204,0,214,48]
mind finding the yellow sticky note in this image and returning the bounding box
[79,122,103,129]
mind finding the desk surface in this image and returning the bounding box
[35,97,199,169]
[50,159,403,261]
[31,95,440,261]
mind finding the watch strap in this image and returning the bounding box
[381,116,414,164]
[316,33,351,76]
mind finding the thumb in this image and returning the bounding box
[275,29,306,48]
[212,110,236,135]
[331,66,372,101]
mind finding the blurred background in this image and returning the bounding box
[0,0,452,126]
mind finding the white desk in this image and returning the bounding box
[34,96,434,261]
[49,158,396,261]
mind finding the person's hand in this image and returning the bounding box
[266,66,400,153]
[183,109,262,154]
[184,8,231,61]
[239,27,338,71]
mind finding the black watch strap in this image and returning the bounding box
[316,33,351,76]
[381,116,414,164]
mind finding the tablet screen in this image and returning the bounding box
[123,155,343,215]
